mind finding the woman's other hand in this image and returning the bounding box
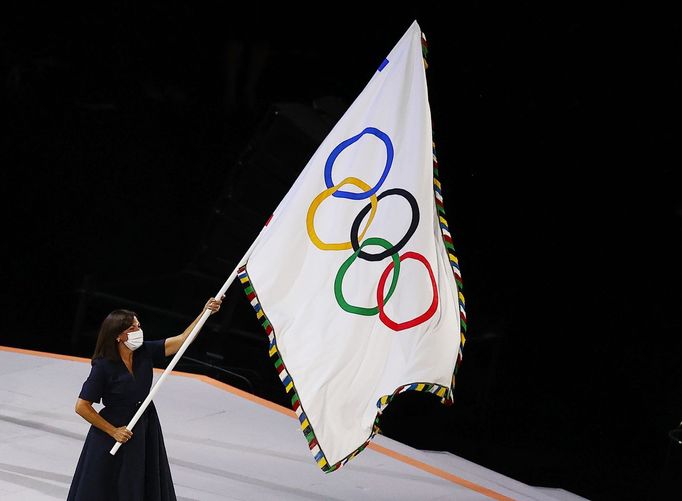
[205,296,224,315]
[111,426,133,443]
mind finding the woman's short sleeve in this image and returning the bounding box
[144,339,167,366]
[78,360,107,404]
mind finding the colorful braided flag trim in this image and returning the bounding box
[423,29,467,398]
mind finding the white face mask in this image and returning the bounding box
[124,329,144,351]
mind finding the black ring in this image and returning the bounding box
[350,188,419,262]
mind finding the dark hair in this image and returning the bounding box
[92,309,137,362]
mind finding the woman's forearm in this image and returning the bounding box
[180,312,203,342]
[177,311,203,347]
[76,401,116,437]
[166,298,221,356]
[165,310,205,356]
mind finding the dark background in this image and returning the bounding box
[2,3,680,500]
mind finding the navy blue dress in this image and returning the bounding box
[67,340,177,501]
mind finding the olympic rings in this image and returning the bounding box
[306,127,439,332]
[350,188,420,262]
[377,252,438,331]
[324,127,394,200]
[334,237,401,316]
[306,177,378,250]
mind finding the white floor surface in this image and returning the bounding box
[0,347,588,500]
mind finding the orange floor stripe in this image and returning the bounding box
[167,369,296,418]
[367,442,515,501]
[0,345,90,363]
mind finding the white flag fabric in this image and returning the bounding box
[238,21,466,472]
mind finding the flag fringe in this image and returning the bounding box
[424,29,467,395]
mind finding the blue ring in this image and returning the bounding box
[324,127,394,200]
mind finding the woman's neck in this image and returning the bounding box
[118,344,133,364]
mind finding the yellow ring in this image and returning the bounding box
[306,177,378,250]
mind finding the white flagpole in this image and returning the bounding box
[110,234,262,455]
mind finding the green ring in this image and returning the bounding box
[334,237,401,316]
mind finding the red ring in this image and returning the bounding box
[376,252,438,331]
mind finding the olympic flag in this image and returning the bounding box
[237,21,466,472]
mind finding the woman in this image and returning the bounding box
[67,296,223,501]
